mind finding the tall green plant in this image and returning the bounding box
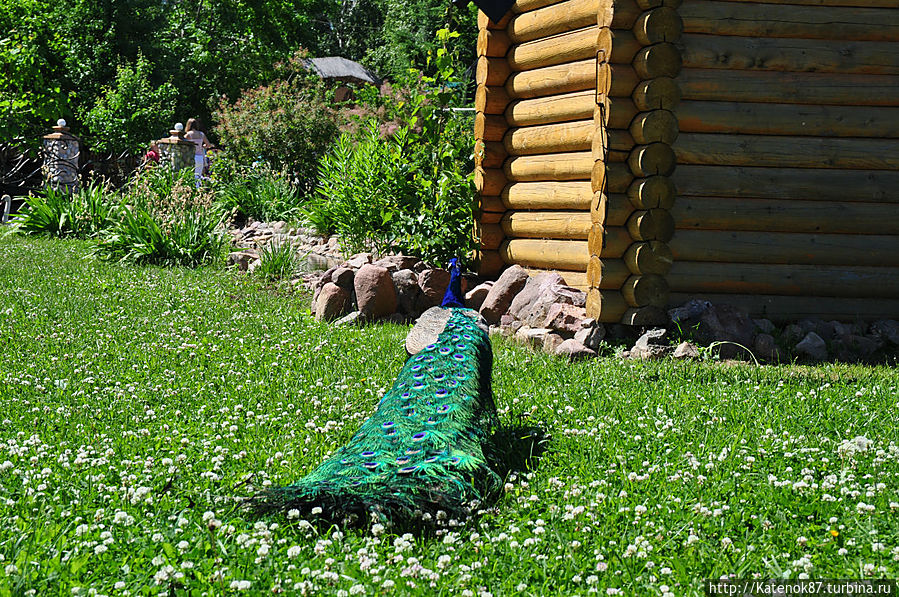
[15,181,115,238]
[309,29,476,265]
[96,168,227,266]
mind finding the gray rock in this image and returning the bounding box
[668,299,756,359]
[480,265,530,325]
[418,269,451,308]
[836,334,881,359]
[627,344,671,360]
[413,260,429,273]
[629,328,672,360]
[555,339,596,360]
[543,332,565,353]
[635,328,668,349]
[574,323,606,352]
[314,283,351,322]
[391,269,421,315]
[799,318,835,341]
[331,267,355,291]
[515,326,552,349]
[465,282,494,312]
[247,258,262,274]
[753,318,776,335]
[782,323,805,344]
[543,303,588,336]
[373,255,419,272]
[870,319,899,346]
[334,311,363,326]
[354,264,397,320]
[795,332,828,361]
[752,333,780,363]
[672,341,700,360]
[519,284,587,328]
[508,272,565,320]
[345,253,373,269]
[227,250,259,272]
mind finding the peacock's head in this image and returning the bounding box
[441,257,464,308]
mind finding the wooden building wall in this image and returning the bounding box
[667,0,899,321]
[474,0,899,323]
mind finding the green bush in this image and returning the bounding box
[308,29,476,265]
[213,161,302,223]
[212,53,340,198]
[15,181,115,238]
[96,168,227,266]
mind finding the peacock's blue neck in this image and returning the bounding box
[441,258,465,308]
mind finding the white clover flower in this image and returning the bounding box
[202,511,215,522]
[152,533,164,543]
[287,546,302,559]
[287,509,300,520]
[113,582,125,590]
[94,545,108,555]
[311,507,323,515]
[177,540,189,553]
[5,564,18,575]
[75,524,90,536]
[349,585,365,595]
[229,580,251,590]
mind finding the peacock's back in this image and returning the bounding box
[258,307,502,524]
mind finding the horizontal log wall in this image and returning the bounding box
[669,0,899,321]
[478,0,608,300]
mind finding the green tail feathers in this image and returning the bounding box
[257,309,503,524]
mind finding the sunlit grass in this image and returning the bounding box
[1,234,897,596]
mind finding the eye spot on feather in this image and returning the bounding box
[439,347,452,355]
[411,364,423,371]
[398,466,418,474]
[412,432,427,442]
[437,404,451,414]
[405,448,421,455]
[425,344,436,351]
[360,451,376,457]
[449,456,462,465]
[412,373,424,380]
[435,388,448,398]
[340,458,352,465]
[424,455,439,463]
[463,334,472,340]
[425,417,438,426]
[395,456,410,465]
[362,462,379,469]
[456,344,466,350]
[453,354,466,362]
[381,421,395,429]
[434,374,446,381]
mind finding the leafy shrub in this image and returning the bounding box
[308,30,476,265]
[213,52,340,198]
[96,168,227,266]
[213,161,302,223]
[15,182,115,238]
[81,53,178,155]
[256,240,302,281]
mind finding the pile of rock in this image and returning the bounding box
[227,220,344,273]
[311,261,603,359]
[624,299,899,364]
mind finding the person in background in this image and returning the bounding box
[184,118,212,187]
[143,141,160,167]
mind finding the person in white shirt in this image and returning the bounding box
[184,118,212,187]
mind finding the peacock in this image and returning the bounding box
[255,258,512,525]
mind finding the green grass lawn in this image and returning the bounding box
[1,234,898,596]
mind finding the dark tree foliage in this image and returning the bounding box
[1,0,477,148]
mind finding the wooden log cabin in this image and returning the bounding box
[473,0,899,324]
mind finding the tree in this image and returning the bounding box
[81,54,178,155]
